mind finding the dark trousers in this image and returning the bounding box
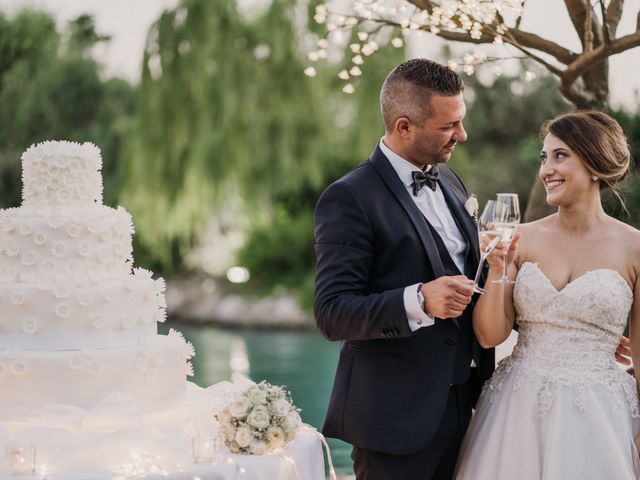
[351,382,472,480]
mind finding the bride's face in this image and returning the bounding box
[539,133,596,206]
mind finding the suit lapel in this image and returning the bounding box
[370,147,446,278]
[438,175,480,268]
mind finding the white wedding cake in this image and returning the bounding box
[0,141,223,477]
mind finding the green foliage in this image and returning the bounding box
[236,208,316,307]
[121,0,404,277]
[449,72,571,207]
[610,107,640,227]
[0,10,134,209]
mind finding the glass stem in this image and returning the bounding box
[473,253,486,286]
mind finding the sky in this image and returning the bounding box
[0,0,638,109]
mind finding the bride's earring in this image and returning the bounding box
[592,175,599,181]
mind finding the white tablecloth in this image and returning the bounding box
[0,427,327,480]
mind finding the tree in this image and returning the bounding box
[309,0,640,219]
[0,10,134,209]
[120,0,404,274]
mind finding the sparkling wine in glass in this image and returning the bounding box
[471,200,503,294]
[491,193,521,284]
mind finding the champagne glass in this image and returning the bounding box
[471,200,503,294]
[491,193,521,284]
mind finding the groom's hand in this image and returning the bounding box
[422,276,475,319]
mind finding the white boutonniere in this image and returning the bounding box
[464,194,479,221]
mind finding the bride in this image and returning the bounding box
[455,111,640,479]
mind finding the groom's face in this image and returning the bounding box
[409,93,467,168]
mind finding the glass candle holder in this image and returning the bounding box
[192,434,224,464]
[5,445,36,476]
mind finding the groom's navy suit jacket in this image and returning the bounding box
[314,146,495,456]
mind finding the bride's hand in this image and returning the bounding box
[485,232,521,274]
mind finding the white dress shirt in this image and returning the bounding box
[379,139,468,331]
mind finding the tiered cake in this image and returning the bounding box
[0,141,221,477]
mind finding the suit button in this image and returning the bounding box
[446,338,456,346]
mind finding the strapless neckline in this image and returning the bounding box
[519,261,632,296]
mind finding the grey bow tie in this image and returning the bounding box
[411,167,439,195]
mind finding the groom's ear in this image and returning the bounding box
[395,117,412,138]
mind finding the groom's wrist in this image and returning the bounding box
[417,283,427,313]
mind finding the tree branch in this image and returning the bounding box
[605,0,625,37]
[562,30,640,84]
[564,0,603,49]
[585,0,593,51]
[599,0,611,44]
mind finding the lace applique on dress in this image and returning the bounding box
[482,261,638,419]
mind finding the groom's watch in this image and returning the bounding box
[417,283,426,314]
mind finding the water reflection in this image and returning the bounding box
[162,321,353,474]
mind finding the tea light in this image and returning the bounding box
[5,445,36,476]
[191,434,223,464]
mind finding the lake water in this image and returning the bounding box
[162,321,353,475]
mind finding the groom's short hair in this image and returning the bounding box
[380,58,464,132]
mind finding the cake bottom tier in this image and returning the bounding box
[0,383,326,480]
[0,332,192,411]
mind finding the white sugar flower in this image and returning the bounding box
[78,243,92,257]
[246,406,270,429]
[55,303,71,318]
[19,224,32,236]
[39,261,55,274]
[21,252,36,266]
[88,361,100,375]
[69,356,85,370]
[5,243,19,257]
[91,314,106,329]
[97,249,113,263]
[103,288,116,303]
[10,292,25,305]
[51,243,67,258]
[77,291,93,307]
[10,360,26,376]
[33,232,47,246]
[68,261,84,275]
[56,188,72,203]
[234,426,254,448]
[66,224,82,237]
[0,268,16,282]
[46,216,63,229]
[23,318,38,335]
[230,397,251,418]
[54,285,70,298]
[99,229,113,242]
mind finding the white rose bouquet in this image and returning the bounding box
[215,380,301,455]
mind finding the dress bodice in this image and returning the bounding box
[484,261,638,418]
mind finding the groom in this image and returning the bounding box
[313,59,495,479]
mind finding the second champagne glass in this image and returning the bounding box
[491,193,521,284]
[471,200,503,294]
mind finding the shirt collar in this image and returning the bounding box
[379,138,433,189]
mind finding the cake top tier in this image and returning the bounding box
[21,141,103,208]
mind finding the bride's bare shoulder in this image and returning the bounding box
[519,213,557,237]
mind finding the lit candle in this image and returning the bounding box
[5,445,36,476]
[191,434,223,464]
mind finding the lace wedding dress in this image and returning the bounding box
[455,261,640,479]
